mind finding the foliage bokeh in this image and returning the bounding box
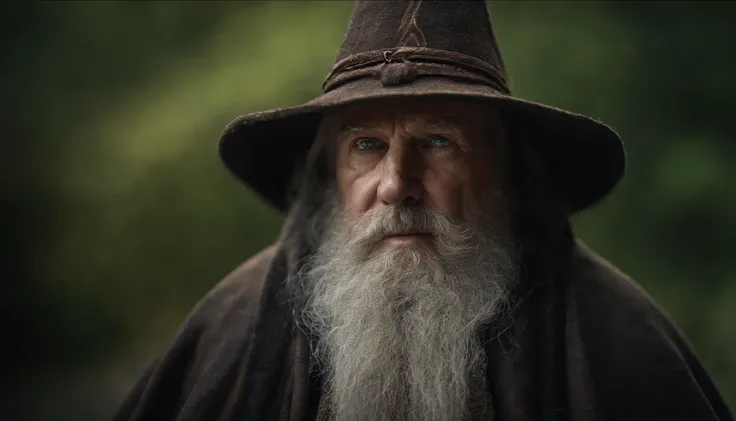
[3,2,734,420]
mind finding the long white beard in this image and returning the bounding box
[300,201,518,421]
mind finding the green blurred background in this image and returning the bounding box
[2,1,734,420]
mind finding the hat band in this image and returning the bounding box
[322,47,510,94]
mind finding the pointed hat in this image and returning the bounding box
[218,0,626,212]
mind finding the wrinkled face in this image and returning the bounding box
[324,97,506,247]
[303,98,516,421]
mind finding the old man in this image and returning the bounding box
[114,1,733,421]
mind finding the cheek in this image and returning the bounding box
[422,168,469,218]
[336,162,380,221]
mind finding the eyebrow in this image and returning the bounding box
[338,124,380,134]
[421,120,463,133]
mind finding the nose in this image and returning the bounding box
[376,143,423,206]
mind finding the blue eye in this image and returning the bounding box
[429,136,451,147]
[356,139,382,150]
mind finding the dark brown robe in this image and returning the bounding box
[112,239,733,421]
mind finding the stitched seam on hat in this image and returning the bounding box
[396,1,427,48]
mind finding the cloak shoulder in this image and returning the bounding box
[112,243,280,421]
[565,242,733,421]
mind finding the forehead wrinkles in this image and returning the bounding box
[331,107,468,135]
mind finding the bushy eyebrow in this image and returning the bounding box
[338,124,381,134]
[419,121,463,133]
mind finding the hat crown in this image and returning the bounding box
[220,1,625,215]
[335,0,508,79]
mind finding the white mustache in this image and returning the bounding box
[348,206,466,247]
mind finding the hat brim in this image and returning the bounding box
[218,76,625,213]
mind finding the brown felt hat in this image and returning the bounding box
[218,0,626,213]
